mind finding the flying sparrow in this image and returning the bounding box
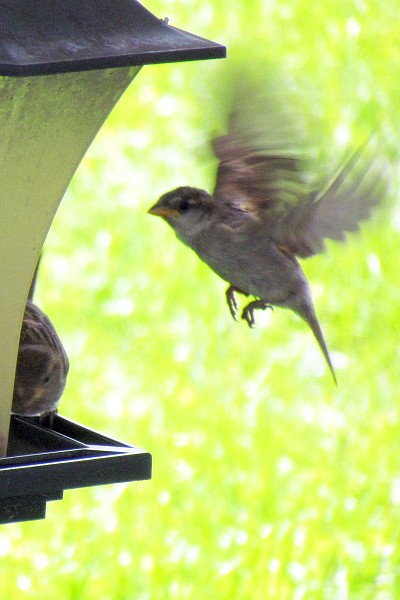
[148,82,388,383]
[12,300,69,425]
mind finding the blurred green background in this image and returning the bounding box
[2,0,400,598]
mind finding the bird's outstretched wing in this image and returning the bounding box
[212,78,388,256]
[274,142,389,257]
[212,80,312,221]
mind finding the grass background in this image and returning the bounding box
[2,0,400,598]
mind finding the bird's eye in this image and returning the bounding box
[179,199,191,212]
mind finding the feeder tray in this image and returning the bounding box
[1,415,151,523]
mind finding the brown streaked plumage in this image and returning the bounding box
[12,300,69,424]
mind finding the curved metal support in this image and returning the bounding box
[0,65,141,454]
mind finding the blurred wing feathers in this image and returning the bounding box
[212,81,312,220]
[212,78,387,255]
[275,144,388,257]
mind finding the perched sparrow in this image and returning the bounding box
[12,300,69,424]
[149,83,387,383]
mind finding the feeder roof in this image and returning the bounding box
[0,0,226,76]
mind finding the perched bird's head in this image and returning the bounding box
[13,346,68,416]
[148,186,215,241]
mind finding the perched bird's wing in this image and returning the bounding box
[20,302,47,346]
[273,142,389,258]
[20,300,69,367]
[212,78,313,225]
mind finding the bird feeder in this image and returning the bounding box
[0,0,225,524]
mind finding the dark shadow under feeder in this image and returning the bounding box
[0,0,225,524]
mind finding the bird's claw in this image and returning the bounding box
[226,286,239,320]
[242,307,256,328]
[225,285,248,321]
[241,300,273,328]
[39,409,58,428]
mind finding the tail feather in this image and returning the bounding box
[297,303,337,385]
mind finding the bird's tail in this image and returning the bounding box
[297,302,337,385]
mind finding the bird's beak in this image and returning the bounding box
[148,205,180,219]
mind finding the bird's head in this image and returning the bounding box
[148,186,215,241]
[12,347,68,416]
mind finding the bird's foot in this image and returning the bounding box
[241,300,273,328]
[225,285,249,320]
[39,409,58,428]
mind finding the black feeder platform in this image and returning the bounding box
[0,0,225,524]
